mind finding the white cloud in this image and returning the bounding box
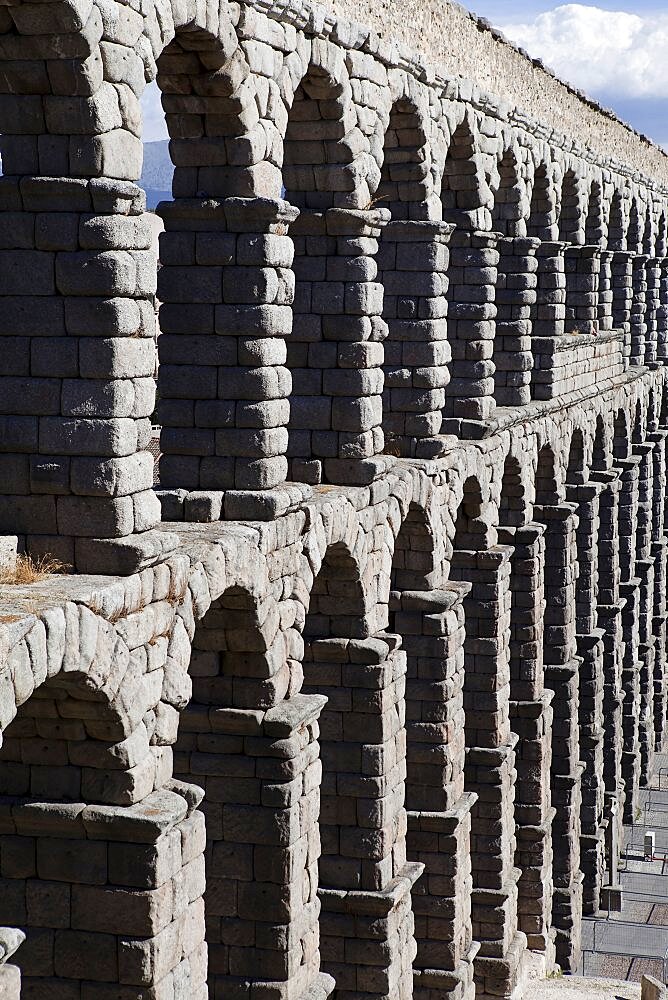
[499,4,668,98]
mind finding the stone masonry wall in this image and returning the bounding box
[0,369,666,1000]
[0,1,668,1000]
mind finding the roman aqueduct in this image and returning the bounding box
[0,0,668,998]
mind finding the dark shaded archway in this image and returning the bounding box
[283,66,385,486]
[498,454,554,953]
[377,100,450,457]
[534,445,583,967]
[302,541,416,994]
[449,477,525,993]
[527,163,555,240]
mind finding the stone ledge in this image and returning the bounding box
[0,788,194,843]
[264,693,329,737]
[182,695,330,747]
[389,584,472,613]
[544,657,582,682]
[319,861,424,916]
[533,329,625,356]
[510,691,555,720]
[466,741,517,767]
[407,792,478,834]
[157,484,313,523]
[74,529,180,576]
[413,941,480,990]
[300,972,337,1000]
[434,366,654,443]
[514,808,557,840]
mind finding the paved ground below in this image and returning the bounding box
[525,976,640,1000]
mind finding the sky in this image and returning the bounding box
[140,2,668,149]
[464,1,668,147]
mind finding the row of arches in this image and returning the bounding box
[146,21,668,249]
[0,0,667,558]
[151,35,668,494]
[148,52,668,252]
[170,387,668,998]
[0,374,666,1000]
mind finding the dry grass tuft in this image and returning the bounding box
[107,604,130,624]
[0,554,70,586]
[362,194,384,211]
[167,577,188,607]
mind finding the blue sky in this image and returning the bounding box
[469,0,666,16]
[461,2,668,147]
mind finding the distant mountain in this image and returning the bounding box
[139,140,173,209]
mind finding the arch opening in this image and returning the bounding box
[376,100,449,457]
[527,164,555,240]
[493,153,534,407]
[585,182,604,247]
[613,410,630,461]
[498,454,553,952]
[492,150,525,238]
[559,169,581,245]
[567,428,586,486]
[155,28,289,497]
[607,192,625,251]
[282,66,385,486]
[627,201,643,255]
[441,120,485,230]
[632,400,644,446]
[376,99,429,221]
[535,445,560,507]
[0,631,204,998]
[301,542,412,990]
[592,417,607,473]
[442,122,496,421]
[173,584,306,997]
[534,444,585,967]
[448,477,525,983]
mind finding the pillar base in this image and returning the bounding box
[639,640,658,786]
[474,930,528,1000]
[515,808,556,954]
[319,862,423,1000]
[622,725,642,825]
[600,884,624,912]
[651,608,667,751]
[413,942,479,1000]
[408,796,477,1000]
[408,796,477,993]
[604,789,626,880]
[0,928,24,1000]
[299,973,336,1000]
[580,826,606,915]
[553,873,584,972]
[0,964,21,1000]
[1,790,205,999]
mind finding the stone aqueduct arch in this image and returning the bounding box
[2,1,668,1000]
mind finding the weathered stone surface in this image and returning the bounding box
[0,2,668,1000]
